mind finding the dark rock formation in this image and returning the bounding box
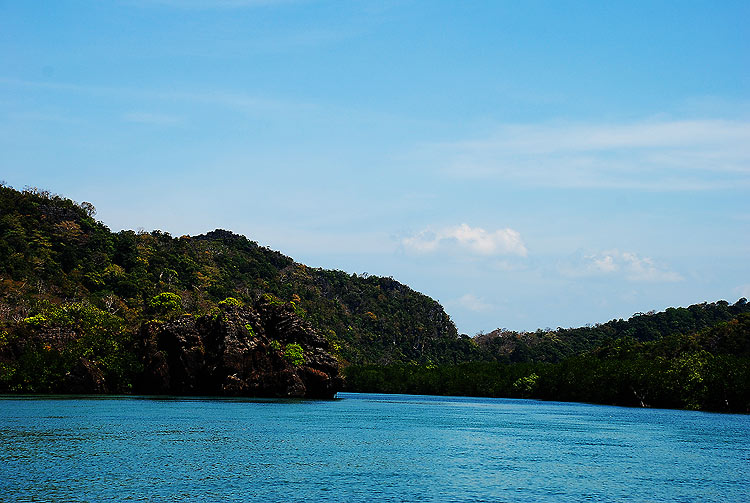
[64,358,108,394]
[137,300,343,398]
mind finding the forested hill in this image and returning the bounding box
[0,184,473,368]
[346,313,750,412]
[474,299,750,363]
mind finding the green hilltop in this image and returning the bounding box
[472,298,750,363]
[0,184,474,394]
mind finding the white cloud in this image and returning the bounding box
[591,254,618,273]
[402,223,527,257]
[560,249,683,283]
[620,252,683,282]
[416,119,750,190]
[455,293,494,313]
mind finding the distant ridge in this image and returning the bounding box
[474,298,750,363]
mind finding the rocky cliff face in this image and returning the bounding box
[137,300,343,398]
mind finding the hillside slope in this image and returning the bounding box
[0,184,472,375]
[474,299,750,363]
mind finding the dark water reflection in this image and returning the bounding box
[1,393,748,502]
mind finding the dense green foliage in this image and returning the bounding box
[283,343,305,366]
[1,301,138,392]
[0,184,468,393]
[346,314,750,412]
[474,299,750,363]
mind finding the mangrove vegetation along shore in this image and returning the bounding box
[345,312,750,413]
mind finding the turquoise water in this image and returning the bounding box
[1,393,748,502]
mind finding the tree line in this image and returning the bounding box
[345,312,750,412]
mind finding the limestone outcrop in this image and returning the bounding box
[137,300,343,398]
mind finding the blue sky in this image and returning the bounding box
[2,0,749,335]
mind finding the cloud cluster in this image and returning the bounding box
[455,293,493,313]
[560,250,683,283]
[402,223,527,257]
[419,119,750,190]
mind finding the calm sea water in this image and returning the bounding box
[0,393,748,502]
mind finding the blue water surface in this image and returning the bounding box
[1,393,748,502]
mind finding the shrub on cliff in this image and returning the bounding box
[284,343,304,366]
[148,292,182,319]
